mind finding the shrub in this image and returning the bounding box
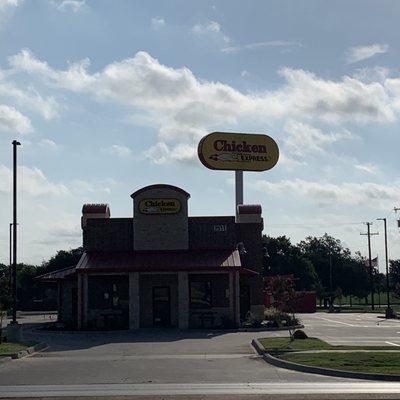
[264,307,300,327]
[293,329,308,339]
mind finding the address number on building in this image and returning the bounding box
[139,198,181,214]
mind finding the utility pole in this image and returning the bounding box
[360,222,379,310]
[377,218,392,317]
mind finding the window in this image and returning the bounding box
[190,280,212,309]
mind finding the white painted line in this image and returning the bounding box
[315,316,355,327]
[386,342,400,347]
[2,383,400,397]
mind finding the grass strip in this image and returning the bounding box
[279,352,400,375]
[258,337,400,352]
[0,341,37,355]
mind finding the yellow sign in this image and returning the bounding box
[198,132,279,171]
[139,198,181,214]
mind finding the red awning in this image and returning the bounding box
[35,265,76,282]
[75,249,257,274]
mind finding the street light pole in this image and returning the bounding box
[9,223,12,292]
[11,140,20,325]
[377,217,392,317]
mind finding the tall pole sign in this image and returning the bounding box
[198,132,279,218]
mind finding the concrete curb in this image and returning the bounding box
[239,324,304,332]
[0,342,48,360]
[251,338,400,382]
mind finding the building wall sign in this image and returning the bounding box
[139,198,181,215]
[198,132,279,171]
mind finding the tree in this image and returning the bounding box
[40,247,83,274]
[262,235,317,290]
[389,259,400,286]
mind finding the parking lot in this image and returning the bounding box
[1,312,400,396]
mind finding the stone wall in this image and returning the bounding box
[132,187,189,251]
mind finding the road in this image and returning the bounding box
[1,312,400,398]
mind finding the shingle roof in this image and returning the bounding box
[75,249,256,273]
[35,266,76,282]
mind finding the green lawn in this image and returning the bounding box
[258,337,399,352]
[0,342,37,355]
[280,352,400,375]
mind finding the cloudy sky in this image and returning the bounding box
[0,0,400,268]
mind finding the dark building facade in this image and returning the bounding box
[39,184,264,329]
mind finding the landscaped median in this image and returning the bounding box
[252,335,400,381]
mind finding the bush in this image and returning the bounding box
[293,329,308,339]
[264,307,300,327]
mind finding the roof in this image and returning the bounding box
[35,266,76,282]
[75,249,257,274]
[130,184,190,199]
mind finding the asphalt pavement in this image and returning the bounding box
[1,312,400,398]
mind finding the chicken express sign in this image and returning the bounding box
[198,132,279,171]
[139,198,181,215]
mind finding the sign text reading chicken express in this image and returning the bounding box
[198,132,279,171]
[139,198,181,214]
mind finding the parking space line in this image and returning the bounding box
[386,341,400,347]
[314,316,355,327]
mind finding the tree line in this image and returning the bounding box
[0,247,83,311]
[263,233,399,307]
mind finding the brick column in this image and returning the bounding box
[77,273,88,329]
[178,272,189,329]
[234,271,240,326]
[229,271,234,322]
[129,272,140,329]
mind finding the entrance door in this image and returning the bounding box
[153,286,171,327]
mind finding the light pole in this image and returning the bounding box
[11,140,20,325]
[9,223,12,292]
[377,217,392,318]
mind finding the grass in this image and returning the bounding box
[280,352,400,375]
[0,341,37,355]
[258,337,399,353]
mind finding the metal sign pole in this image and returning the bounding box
[235,170,243,219]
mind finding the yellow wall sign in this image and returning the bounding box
[139,198,181,214]
[198,132,279,171]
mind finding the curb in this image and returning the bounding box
[0,342,48,360]
[239,324,304,332]
[251,339,400,381]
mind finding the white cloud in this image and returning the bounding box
[39,138,58,149]
[151,16,165,30]
[191,21,230,43]
[222,40,301,54]
[7,49,400,155]
[0,0,22,26]
[51,0,85,13]
[251,179,400,208]
[0,164,69,196]
[143,142,198,165]
[354,163,378,174]
[240,70,249,77]
[100,144,132,158]
[0,75,60,120]
[346,44,388,64]
[0,104,32,133]
[283,120,355,158]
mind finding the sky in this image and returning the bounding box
[0,0,400,269]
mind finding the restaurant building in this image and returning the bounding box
[39,184,264,330]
